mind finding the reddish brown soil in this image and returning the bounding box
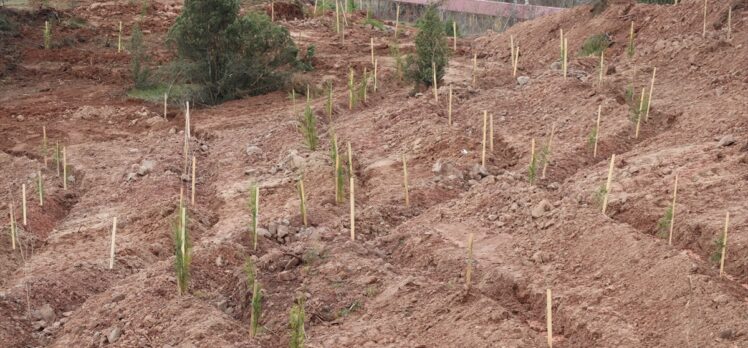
[1,0,748,347]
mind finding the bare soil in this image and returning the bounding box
[1,0,748,347]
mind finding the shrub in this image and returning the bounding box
[299,101,318,150]
[579,33,610,56]
[656,206,673,238]
[298,45,315,72]
[407,6,448,87]
[711,236,725,264]
[168,0,302,104]
[289,299,306,348]
[0,13,18,34]
[444,18,459,37]
[130,24,151,88]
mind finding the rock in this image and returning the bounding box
[215,256,224,267]
[277,225,289,239]
[245,145,262,157]
[282,150,305,171]
[138,159,156,176]
[107,326,122,343]
[126,172,137,182]
[718,135,736,147]
[33,304,55,323]
[550,61,561,70]
[469,164,489,179]
[361,275,378,284]
[432,159,463,179]
[268,223,278,236]
[16,114,25,121]
[712,293,730,305]
[487,214,498,221]
[145,116,165,126]
[111,293,126,303]
[168,127,177,134]
[719,328,736,340]
[278,270,296,281]
[256,227,271,238]
[517,76,530,86]
[67,175,76,184]
[200,144,209,151]
[531,199,552,218]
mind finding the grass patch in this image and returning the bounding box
[363,18,384,30]
[578,33,610,56]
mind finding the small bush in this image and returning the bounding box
[298,45,315,72]
[593,184,607,207]
[578,33,610,56]
[406,6,448,87]
[389,42,406,81]
[168,0,302,104]
[298,101,318,150]
[0,13,18,34]
[444,18,459,37]
[587,127,598,150]
[656,206,673,238]
[710,236,725,264]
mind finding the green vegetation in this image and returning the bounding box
[528,149,538,184]
[656,206,673,238]
[363,18,384,30]
[130,24,151,89]
[337,301,361,318]
[711,235,726,264]
[62,16,87,29]
[389,41,405,81]
[0,13,17,33]
[587,126,598,150]
[168,0,302,104]
[578,33,610,56]
[289,299,306,348]
[329,134,347,204]
[43,21,51,49]
[250,282,262,337]
[298,100,318,150]
[444,18,459,37]
[593,184,607,207]
[298,45,315,71]
[173,206,191,295]
[244,257,256,289]
[407,6,449,87]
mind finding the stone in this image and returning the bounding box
[712,293,730,305]
[145,116,165,126]
[531,199,552,218]
[487,214,498,221]
[138,159,156,176]
[168,127,177,134]
[16,114,25,121]
[277,225,290,239]
[107,326,122,343]
[517,76,530,86]
[469,164,489,179]
[34,304,55,323]
[718,135,736,147]
[245,145,262,157]
[215,256,224,267]
[256,228,271,238]
[126,172,137,182]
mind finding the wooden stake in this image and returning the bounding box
[472,53,477,87]
[117,21,122,53]
[180,207,186,258]
[394,3,400,39]
[298,177,308,227]
[668,174,678,246]
[602,154,615,215]
[563,38,568,79]
[593,105,602,158]
[109,217,117,269]
[22,184,27,226]
[179,186,184,209]
[481,111,488,167]
[335,1,341,34]
[163,93,168,119]
[465,233,474,291]
[510,35,515,69]
[598,50,604,86]
[55,141,60,177]
[513,45,520,77]
[314,0,318,15]
[447,85,454,126]
[453,21,457,51]
[191,156,196,205]
[9,204,16,250]
[347,142,353,178]
[727,7,732,40]
[542,125,555,179]
[42,126,48,167]
[363,66,368,103]
[645,67,656,122]
[271,1,275,22]
[629,21,635,55]
[349,177,355,241]
[253,186,259,250]
[546,289,553,348]
[370,37,375,65]
[489,113,494,152]
[62,146,67,190]
[719,211,729,277]
[432,61,438,102]
[374,59,378,92]
[702,0,707,38]
[38,170,43,207]
[333,135,340,202]
[348,68,354,110]
[402,154,410,207]
[635,87,646,138]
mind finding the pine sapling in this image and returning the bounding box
[244,257,256,290]
[528,138,537,183]
[289,299,306,348]
[250,282,262,337]
[42,126,48,167]
[248,185,260,250]
[299,101,318,151]
[656,206,673,239]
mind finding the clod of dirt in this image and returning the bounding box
[531,199,552,218]
[107,326,122,343]
[718,135,736,147]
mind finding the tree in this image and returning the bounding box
[130,23,151,88]
[168,0,301,104]
[407,5,449,87]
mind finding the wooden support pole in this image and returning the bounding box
[374,59,378,92]
[602,154,615,215]
[191,156,196,205]
[719,211,729,277]
[349,177,355,241]
[22,184,27,226]
[42,126,48,167]
[481,111,488,167]
[394,3,399,39]
[513,46,520,78]
[347,142,353,177]
[563,38,568,79]
[668,174,678,246]
[180,207,186,259]
[432,61,438,102]
[510,35,515,70]
[465,233,474,291]
[9,204,16,250]
[109,217,117,269]
[635,87,646,138]
[448,85,453,126]
[118,21,122,53]
[402,154,410,207]
[163,93,168,119]
[702,0,707,38]
[645,67,656,122]
[593,105,602,158]
[38,170,43,207]
[727,7,732,40]
[472,53,477,87]
[271,1,275,22]
[299,177,308,227]
[253,186,259,250]
[453,21,457,51]
[599,50,604,85]
[546,289,553,348]
[335,0,340,34]
[370,37,375,65]
[489,113,494,152]
[62,146,67,190]
[55,141,60,177]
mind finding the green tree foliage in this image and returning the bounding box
[130,23,151,88]
[407,6,448,87]
[168,0,301,104]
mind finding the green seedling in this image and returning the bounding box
[528,139,538,183]
[593,184,608,207]
[53,141,61,176]
[248,184,260,250]
[173,206,191,295]
[389,42,405,81]
[299,101,318,151]
[289,299,306,348]
[711,235,725,264]
[250,282,262,337]
[656,205,673,239]
[330,134,347,204]
[578,33,610,56]
[244,257,256,290]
